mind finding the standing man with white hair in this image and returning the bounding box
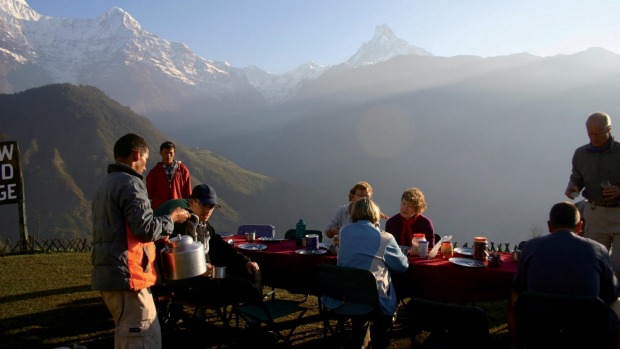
[565,111,620,279]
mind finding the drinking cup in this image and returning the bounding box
[488,253,502,267]
[213,266,226,279]
[601,180,612,199]
[601,179,612,189]
[246,231,256,242]
[419,240,429,258]
[305,234,319,251]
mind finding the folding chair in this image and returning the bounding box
[514,291,618,349]
[407,297,493,348]
[153,281,238,333]
[311,264,379,341]
[237,224,276,238]
[232,288,308,345]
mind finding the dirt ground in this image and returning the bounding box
[74,291,512,349]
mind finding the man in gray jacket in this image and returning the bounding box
[91,133,190,349]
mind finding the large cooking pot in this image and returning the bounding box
[161,235,207,280]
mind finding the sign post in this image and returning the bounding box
[0,141,28,249]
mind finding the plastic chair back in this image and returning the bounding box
[313,264,378,307]
[312,264,379,338]
[514,291,618,349]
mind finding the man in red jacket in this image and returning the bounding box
[146,141,192,210]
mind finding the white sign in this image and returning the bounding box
[0,141,22,205]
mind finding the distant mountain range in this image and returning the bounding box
[0,83,331,240]
[0,0,426,110]
[2,0,620,245]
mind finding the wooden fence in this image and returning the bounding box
[0,237,92,256]
[0,236,518,257]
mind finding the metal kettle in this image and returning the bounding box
[161,215,207,280]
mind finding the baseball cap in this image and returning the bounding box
[189,184,221,208]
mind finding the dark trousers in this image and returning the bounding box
[349,311,393,349]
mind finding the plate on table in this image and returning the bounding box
[258,237,284,243]
[454,247,474,256]
[218,232,234,237]
[295,249,327,255]
[449,257,486,268]
[237,243,268,251]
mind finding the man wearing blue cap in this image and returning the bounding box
[153,184,261,327]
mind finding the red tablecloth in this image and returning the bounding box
[397,252,517,303]
[229,235,333,294]
[228,235,517,303]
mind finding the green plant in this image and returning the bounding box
[530,224,543,238]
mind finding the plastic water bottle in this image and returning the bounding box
[296,219,306,246]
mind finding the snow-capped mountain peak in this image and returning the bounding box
[0,0,40,21]
[242,61,327,104]
[1,1,436,108]
[347,24,433,67]
[98,7,142,35]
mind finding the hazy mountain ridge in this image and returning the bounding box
[202,48,620,245]
[0,83,331,240]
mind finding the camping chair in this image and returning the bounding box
[153,238,240,332]
[153,276,245,333]
[311,263,379,342]
[284,229,324,242]
[514,291,618,349]
[237,224,276,238]
[232,288,308,345]
[407,297,493,348]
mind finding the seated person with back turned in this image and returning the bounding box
[325,181,388,243]
[509,201,620,345]
[385,187,435,248]
[154,184,261,318]
[323,197,409,349]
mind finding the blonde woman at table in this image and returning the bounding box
[323,197,409,349]
[324,181,388,242]
[385,187,436,248]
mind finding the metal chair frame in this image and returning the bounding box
[232,289,308,345]
[407,297,493,348]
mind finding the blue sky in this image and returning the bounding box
[25,0,620,73]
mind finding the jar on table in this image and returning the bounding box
[411,233,426,257]
[441,237,453,259]
[473,236,488,261]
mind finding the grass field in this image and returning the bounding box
[0,252,512,348]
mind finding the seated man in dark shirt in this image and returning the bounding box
[153,184,262,324]
[509,201,620,344]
